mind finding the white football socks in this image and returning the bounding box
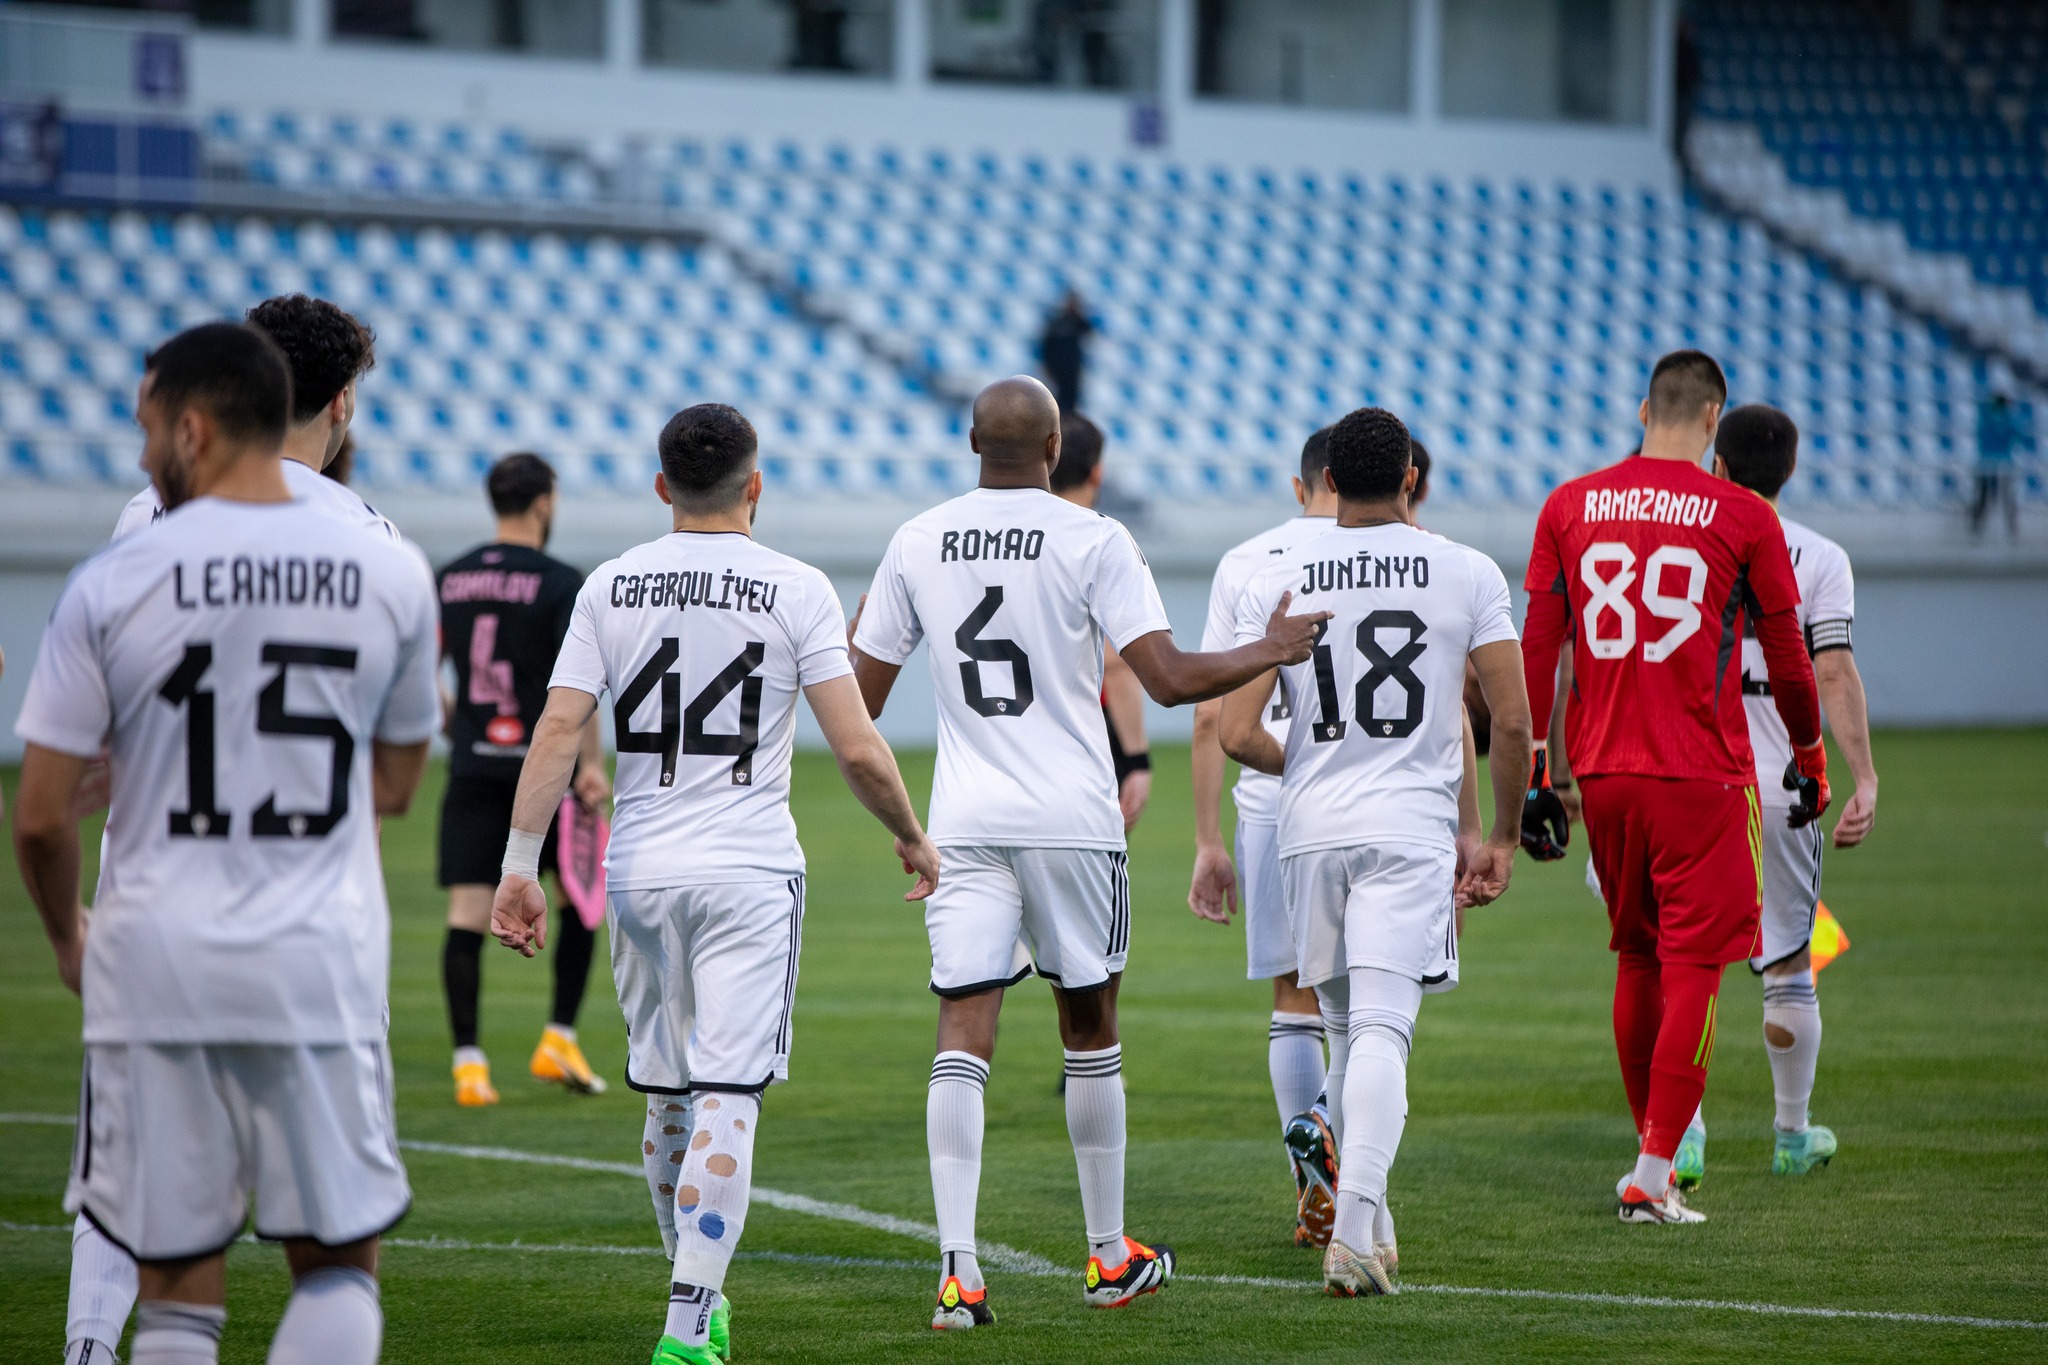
[670,1092,759,1293]
[67,1214,137,1364]
[1063,1045,1128,1264]
[642,1095,694,1258]
[1317,993,1350,1146]
[267,1266,381,1365]
[1630,1152,1675,1196]
[1267,1011,1326,1130]
[928,1051,989,1291]
[663,1283,718,1347]
[131,1301,224,1365]
[1763,972,1822,1133]
[1329,968,1420,1254]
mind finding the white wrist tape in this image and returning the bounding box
[502,828,545,882]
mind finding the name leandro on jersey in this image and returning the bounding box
[1583,487,1721,527]
[172,555,364,611]
[611,569,781,614]
[1297,550,1432,595]
[940,527,1045,562]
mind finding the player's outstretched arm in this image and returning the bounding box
[1815,649,1878,847]
[806,674,941,900]
[491,685,598,957]
[1121,591,1330,707]
[371,740,431,816]
[1218,669,1285,777]
[11,743,90,994]
[1186,700,1239,924]
[1462,640,1535,907]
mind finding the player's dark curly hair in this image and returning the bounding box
[1715,404,1799,499]
[246,294,375,425]
[144,322,291,446]
[1325,407,1413,501]
[1050,411,1104,492]
[488,452,556,516]
[659,403,758,510]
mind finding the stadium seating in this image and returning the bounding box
[1,100,2038,512]
[1688,0,2048,366]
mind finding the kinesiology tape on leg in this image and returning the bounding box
[267,1265,382,1365]
[671,1091,760,1291]
[642,1095,693,1258]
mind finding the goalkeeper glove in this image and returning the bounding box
[1783,739,1832,829]
[1520,744,1570,861]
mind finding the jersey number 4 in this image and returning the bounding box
[615,639,765,787]
[1579,543,1709,663]
[956,587,1034,718]
[159,642,357,840]
[1309,611,1427,741]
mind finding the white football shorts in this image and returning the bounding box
[1282,841,1460,994]
[610,876,805,1094]
[924,845,1129,996]
[1237,820,1296,981]
[1751,813,1824,973]
[68,1040,408,1260]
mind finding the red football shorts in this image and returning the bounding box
[1581,774,1763,967]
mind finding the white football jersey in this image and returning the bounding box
[549,530,852,889]
[855,486,1172,850]
[112,458,402,542]
[1742,516,1853,808]
[1201,515,1335,826]
[15,498,440,1045]
[1234,521,1517,857]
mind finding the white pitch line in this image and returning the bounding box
[6,1116,2045,1332]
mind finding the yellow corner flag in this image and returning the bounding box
[1811,902,1851,973]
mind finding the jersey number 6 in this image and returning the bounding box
[955,586,1035,718]
[615,639,766,787]
[1580,542,1709,663]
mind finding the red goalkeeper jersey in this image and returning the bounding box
[1523,454,1820,785]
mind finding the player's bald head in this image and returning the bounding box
[970,376,1061,465]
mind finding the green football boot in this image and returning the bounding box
[650,1337,722,1365]
[709,1294,731,1362]
[1772,1124,1837,1175]
[1673,1115,1707,1191]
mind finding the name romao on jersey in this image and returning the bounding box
[549,530,853,889]
[1234,521,1518,857]
[13,498,440,1044]
[1201,516,1335,827]
[111,457,403,543]
[1743,517,1853,807]
[854,486,1172,850]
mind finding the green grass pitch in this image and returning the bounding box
[4,730,2047,1363]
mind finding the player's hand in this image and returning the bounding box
[1520,746,1570,861]
[1457,839,1516,908]
[1556,781,1582,827]
[50,909,87,996]
[1262,591,1334,666]
[1118,769,1152,832]
[491,874,549,957]
[897,835,940,901]
[1830,782,1875,848]
[1783,740,1832,829]
[572,761,612,809]
[1187,841,1238,924]
[846,592,867,649]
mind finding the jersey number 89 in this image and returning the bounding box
[1580,542,1709,664]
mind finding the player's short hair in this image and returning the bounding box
[1409,436,1433,504]
[245,294,375,425]
[1050,411,1104,492]
[1300,425,1333,487]
[658,403,758,510]
[1715,404,1799,499]
[1645,349,1727,426]
[1325,407,1412,501]
[143,322,291,447]
[488,452,556,516]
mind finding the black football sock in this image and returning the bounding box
[443,927,484,1049]
[549,911,596,1028]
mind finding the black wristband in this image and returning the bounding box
[1115,750,1152,781]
